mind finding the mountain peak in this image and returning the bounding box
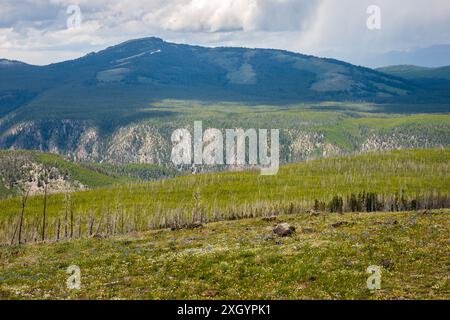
[107,36,166,50]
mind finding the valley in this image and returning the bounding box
[1,101,449,164]
[0,37,449,301]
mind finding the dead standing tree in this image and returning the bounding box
[41,168,49,242]
[11,189,30,245]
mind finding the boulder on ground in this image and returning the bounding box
[307,210,321,216]
[380,259,394,269]
[273,223,296,237]
[188,221,203,229]
[171,221,203,231]
[301,227,315,233]
[330,221,349,228]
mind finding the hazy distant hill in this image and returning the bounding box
[377,65,450,101]
[377,65,450,80]
[349,44,450,68]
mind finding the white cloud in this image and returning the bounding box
[154,0,317,32]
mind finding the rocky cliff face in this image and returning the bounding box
[0,119,447,166]
[0,120,169,164]
[0,153,86,196]
[0,120,98,160]
[105,124,168,164]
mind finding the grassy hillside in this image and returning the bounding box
[0,209,448,299]
[377,65,450,102]
[0,150,181,198]
[0,149,448,245]
[378,65,450,80]
[0,151,117,198]
[36,153,180,184]
[78,162,181,182]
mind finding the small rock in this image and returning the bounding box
[307,210,321,216]
[384,220,399,226]
[380,259,394,269]
[262,215,277,222]
[373,220,398,227]
[301,227,315,233]
[188,222,203,229]
[204,289,219,297]
[344,260,354,267]
[262,233,275,241]
[331,221,349,228]
[273,223,296,237]
[92,233,106,239]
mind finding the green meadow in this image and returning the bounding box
[1,209,448,299]
[0,149,448,244]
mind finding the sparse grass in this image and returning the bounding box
[0,209,448,299]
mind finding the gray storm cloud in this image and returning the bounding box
[0,0,449,65]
